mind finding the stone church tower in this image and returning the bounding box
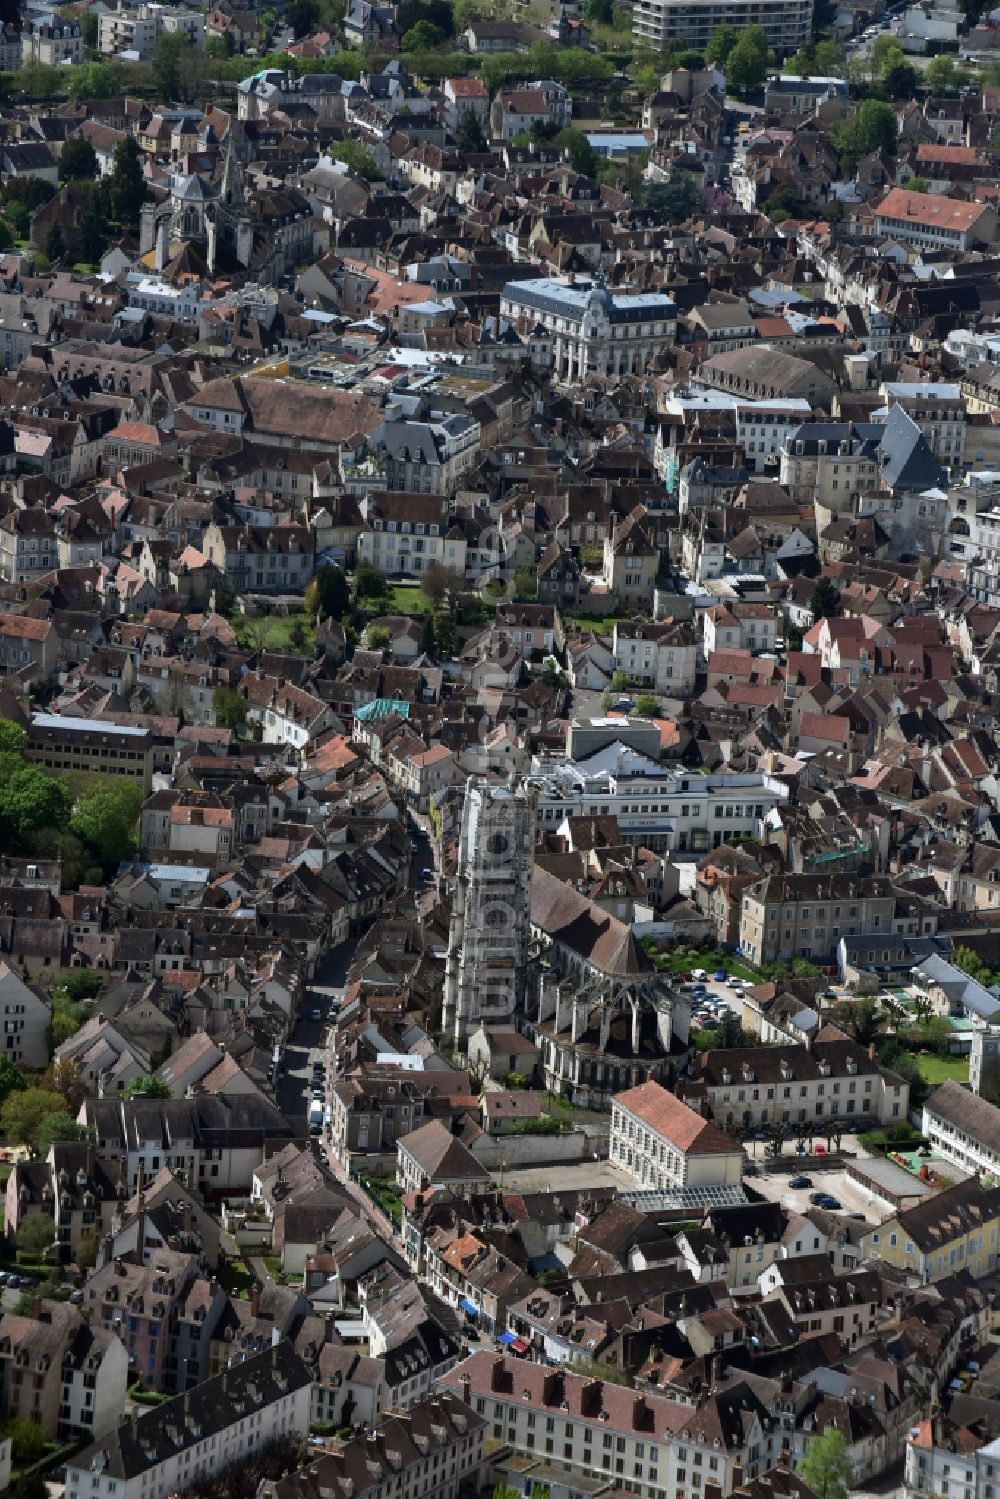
[443,776,536,1050]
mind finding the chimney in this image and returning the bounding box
[461,1372,471,1406]
[868,1042,876,1060]
[491,1355,506,1392]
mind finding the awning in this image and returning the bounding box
[459,1298,478,1316]
[511,1338,530,1355]
[497,1331,517,1346]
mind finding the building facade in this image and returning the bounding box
[442,777,537,1048]
[610,1080,744,1190]
[500,276,677,381]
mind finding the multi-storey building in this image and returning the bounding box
[739,873,897,967]
[0,1300,127,1441]
[356,492,468,580]
[500,276,677,382]
[64,1341,311,1499]
[27,714,155,794]
[878,382,966,468]
[906,1419,1000,1499]
[862,1176,1000,1283]
[526,747,788,854]
[611,619,699,695]
[922,1078,1000,1180]
[610,1080,744,1190]
[438,1352,774,1498]
[633,0,811,56]
[686,1037,909,1131]
[874,188,998,251]
[260,1391,485,1499]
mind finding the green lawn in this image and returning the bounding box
[219,1255,255,1300]
[233,611,315,653]
[901,1050,969,1086]
[387,584,434,616]
[564,614,622,636]
[656,951,761,982]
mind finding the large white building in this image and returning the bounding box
[632,0,811,55]
[610,1079,744,1190]
[922,1077,1000,1179]
[525,744,788,853]
[65,1342,311,1499]
[906,1421,1000,1499]
[500,276,677,381]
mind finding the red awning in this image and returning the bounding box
[511,1338,530,1355]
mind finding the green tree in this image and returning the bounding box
[354,563,390,601]
[810,576,840,620]
[799,1427,852,1499]
[726,25,769,95]
[16,1211,54,1259]
[69,781,144,873]
[123,1075,172,1100]
[305,564,351,620]
[832,994,883,1047]
[213,686,247,732]
[106,134,146,228]
[44,222,65,261]
[583,0,613,18]
[836,98,896,164]
[955,944,997,987]
[705,23,739,65]
[0,1087,65,1151]
[644,167,701,221]
[59,969,102,1002]
[0,721,26,754]
[153,29,187,98]
[77,181,107,263]
[329,139,380,178]
[287,0,320,34]
[81,10,99,47]
[634,693,660,717]
[432,609,458,657]
[367,625,391,650]
[49,992,87,1050]
[459,110,487,151]
[4,1416,49,1465]
[872,33,903,75]
[924,53,969,94]
[402,19,444,48]
[12,62,64,99]
[882,58,920,97]
[66,61,123,99]
[42,1057,86,1115]
[59,135,98,182]
[34,1111,88,1158]
[0,763,71,844]
[555,126,597,177]
[0,1055,26,1108]
[906,174,927,192]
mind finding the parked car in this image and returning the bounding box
[788,1175,812,1189]
[817,1195,842,1211]
[310,1008,322,1022]
[713,969,727,982]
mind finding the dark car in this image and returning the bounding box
[817,1195,842,1211]
[788,1175,813,1189]
[808,1190,828,1206]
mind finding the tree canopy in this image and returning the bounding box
[799,1427,853,1499]
[124,1075,172,1100]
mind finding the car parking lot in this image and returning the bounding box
[746,1164,885,1224]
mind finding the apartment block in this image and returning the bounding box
[65,1341,311,1499]
[438,1351,774,1499]
[922,1079,1000,1181]
[739,873,896,967]
[687,1037,909,1131]
[633,0,811,55]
